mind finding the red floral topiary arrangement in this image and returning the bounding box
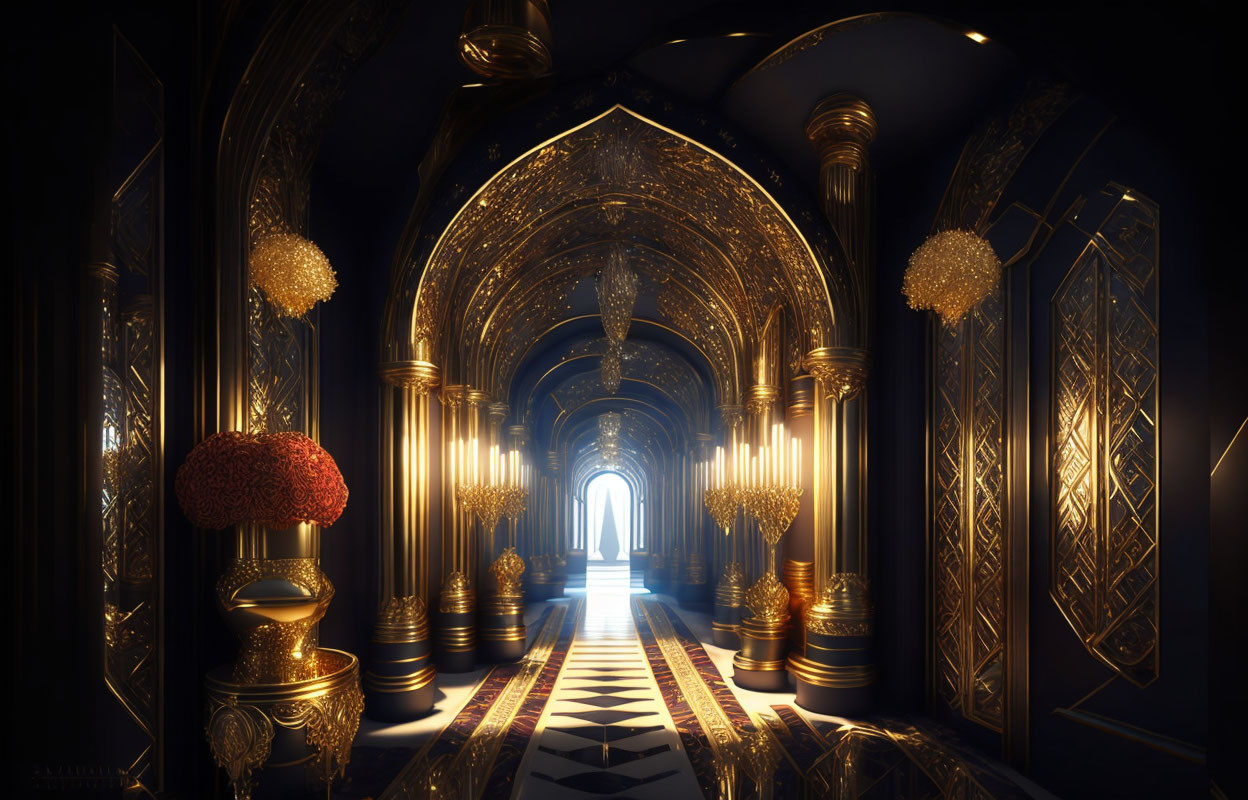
[175,431,349,530]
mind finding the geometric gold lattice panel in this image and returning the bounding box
[1051,185,1159,687]
[932,282,1007,731]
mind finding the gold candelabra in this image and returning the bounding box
[704,445,745,646]
[732,423,803,691]
[453,440,530,661]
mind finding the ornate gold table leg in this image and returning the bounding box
[364,596,436,721]
[788,573,875,715]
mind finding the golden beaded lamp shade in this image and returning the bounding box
[249,232,339,317]
[903,229,1001,325]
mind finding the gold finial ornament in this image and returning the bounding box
[249,232,338,317]
[490,547,527,596]
[440,570,474,614]
[745,571,791,621]
[903,229,1002,325]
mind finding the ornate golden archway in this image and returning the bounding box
[369,99,880,719]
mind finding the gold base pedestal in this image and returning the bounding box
[732,613,790,692]
[479,593,527,662]
[365,596,436,721]
[791,574,876,715]
[206,648,363,800]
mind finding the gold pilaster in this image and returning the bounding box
[799,93,878,714]
[369,360,438,718]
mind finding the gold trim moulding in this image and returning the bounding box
[369,652,432,666]
[205,648,361,704]
[787,652,875,688]
[732,652,789,672]
[478,628,528,643]
[379,359,441,391]
[363,665,436,694]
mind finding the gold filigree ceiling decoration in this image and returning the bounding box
[523,338,708,428]
[400,106,847,398]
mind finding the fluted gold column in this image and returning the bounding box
[367,359,439,720]
[791,94,877,714]
[680,433,712,609]
[744,383,778,582]
[435,385,476,672]
[549,449,568,597]
[712,404,747,647]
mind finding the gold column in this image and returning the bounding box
[548,449,567,596]
[366,360,439,720]
[435,384,475,672]
[745,383,779,582]
[791,94,877,714]
[465,389,489,590]
[682,433,712,605]
[506,423,529,551]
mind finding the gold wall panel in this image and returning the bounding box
[933,288,1006,731]
[926,82,1071,740]
[99,31,164,792]
[1050,188,1159,687]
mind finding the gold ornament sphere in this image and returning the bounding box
[249,232,339,317]
[903,229,1001,325]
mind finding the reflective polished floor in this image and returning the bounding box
[352,565,1051,799]
[514,564,702,797]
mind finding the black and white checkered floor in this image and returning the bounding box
[514,564,700,798]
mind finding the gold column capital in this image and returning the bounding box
[506,423,529,447]
[744,384,779,417]
[440,383,466,409]
[803,347,870,402]
[805,94,878,171]
[718,403,745,430]
[380,360,441,394]
[487,402,510,435]
[465,388,490,409]
[545,451,560,473]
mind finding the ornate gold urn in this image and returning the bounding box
[205,524,363,800]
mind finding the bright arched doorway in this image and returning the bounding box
[586,472,631,563]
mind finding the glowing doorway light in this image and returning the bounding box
[586,472,630,563]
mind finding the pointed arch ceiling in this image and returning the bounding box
[400,105,851,403]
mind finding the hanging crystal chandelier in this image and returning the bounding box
[601,343,622,394]
[597,247,637,341]
[597,412,622,465]
[597,247,637,393]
